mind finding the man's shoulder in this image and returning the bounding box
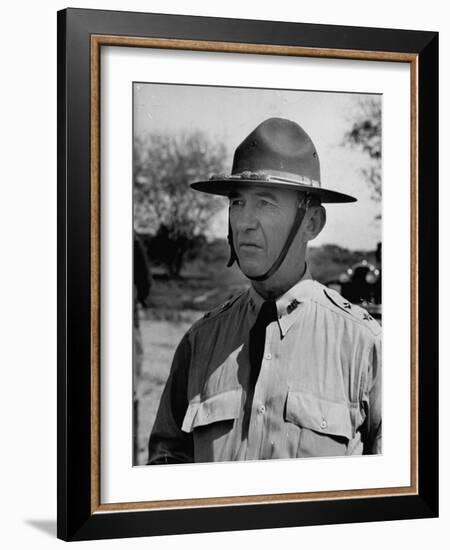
[311,281,381,337]
[188,290,248,333]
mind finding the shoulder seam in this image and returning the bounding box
[189,290,247,332]
[315,288,381,336]
[323,289,353,316]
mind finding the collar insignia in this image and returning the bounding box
[287,299,300,314]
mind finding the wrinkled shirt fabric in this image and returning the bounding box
[148,274,381,464]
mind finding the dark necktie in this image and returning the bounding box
[241,300,278,440]
[248,300,278,388]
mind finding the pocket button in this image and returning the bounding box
[320,419,327,429]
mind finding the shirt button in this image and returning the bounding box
[264,352,272,360]
[257,405,266,414]
[320,419,327,429]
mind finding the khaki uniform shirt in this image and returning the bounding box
[148,273,381,464]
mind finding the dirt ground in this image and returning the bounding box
[135,310,204,465]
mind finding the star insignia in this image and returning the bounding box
[363,313,373,321]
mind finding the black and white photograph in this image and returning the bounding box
[132,83,382,466]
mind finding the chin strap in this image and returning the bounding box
[226,216,239,268]
[226,195,311,281]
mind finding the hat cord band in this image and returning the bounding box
[212,170,320,188]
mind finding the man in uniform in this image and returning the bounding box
[147,117,381,464]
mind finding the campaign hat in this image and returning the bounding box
[191,117,356,203]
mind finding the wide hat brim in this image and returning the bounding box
[190,175,357,204]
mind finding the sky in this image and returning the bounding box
[134,83,381,251]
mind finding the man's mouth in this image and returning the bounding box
[239,242,262,249]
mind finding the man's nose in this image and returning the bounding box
[234,205,259,232]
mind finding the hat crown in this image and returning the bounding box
[232,117,321,183]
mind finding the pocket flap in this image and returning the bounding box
[182,388,242,433]
[286,390,353,439]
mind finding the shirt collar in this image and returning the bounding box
[248,266,315,337]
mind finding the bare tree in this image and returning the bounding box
[134,131,227,276]
[344,97,382,208]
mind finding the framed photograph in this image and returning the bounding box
[57,8,438,541]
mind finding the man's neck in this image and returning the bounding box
[251,262,308,301]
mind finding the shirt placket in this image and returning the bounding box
[246,320,277,460]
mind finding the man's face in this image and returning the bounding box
[229,186,301,279]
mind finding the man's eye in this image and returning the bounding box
[230,199,244,207]
[259,199,274,208]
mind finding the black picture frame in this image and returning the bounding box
[57,7,438,541]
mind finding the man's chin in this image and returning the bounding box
[238,260,268,279]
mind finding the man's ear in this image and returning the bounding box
[303,205,326,241]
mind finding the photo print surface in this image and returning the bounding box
[132,83,382,466]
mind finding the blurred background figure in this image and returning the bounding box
[133,231,152,464]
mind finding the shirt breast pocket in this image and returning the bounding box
[181,388,242,463]
[285,390,355,458]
